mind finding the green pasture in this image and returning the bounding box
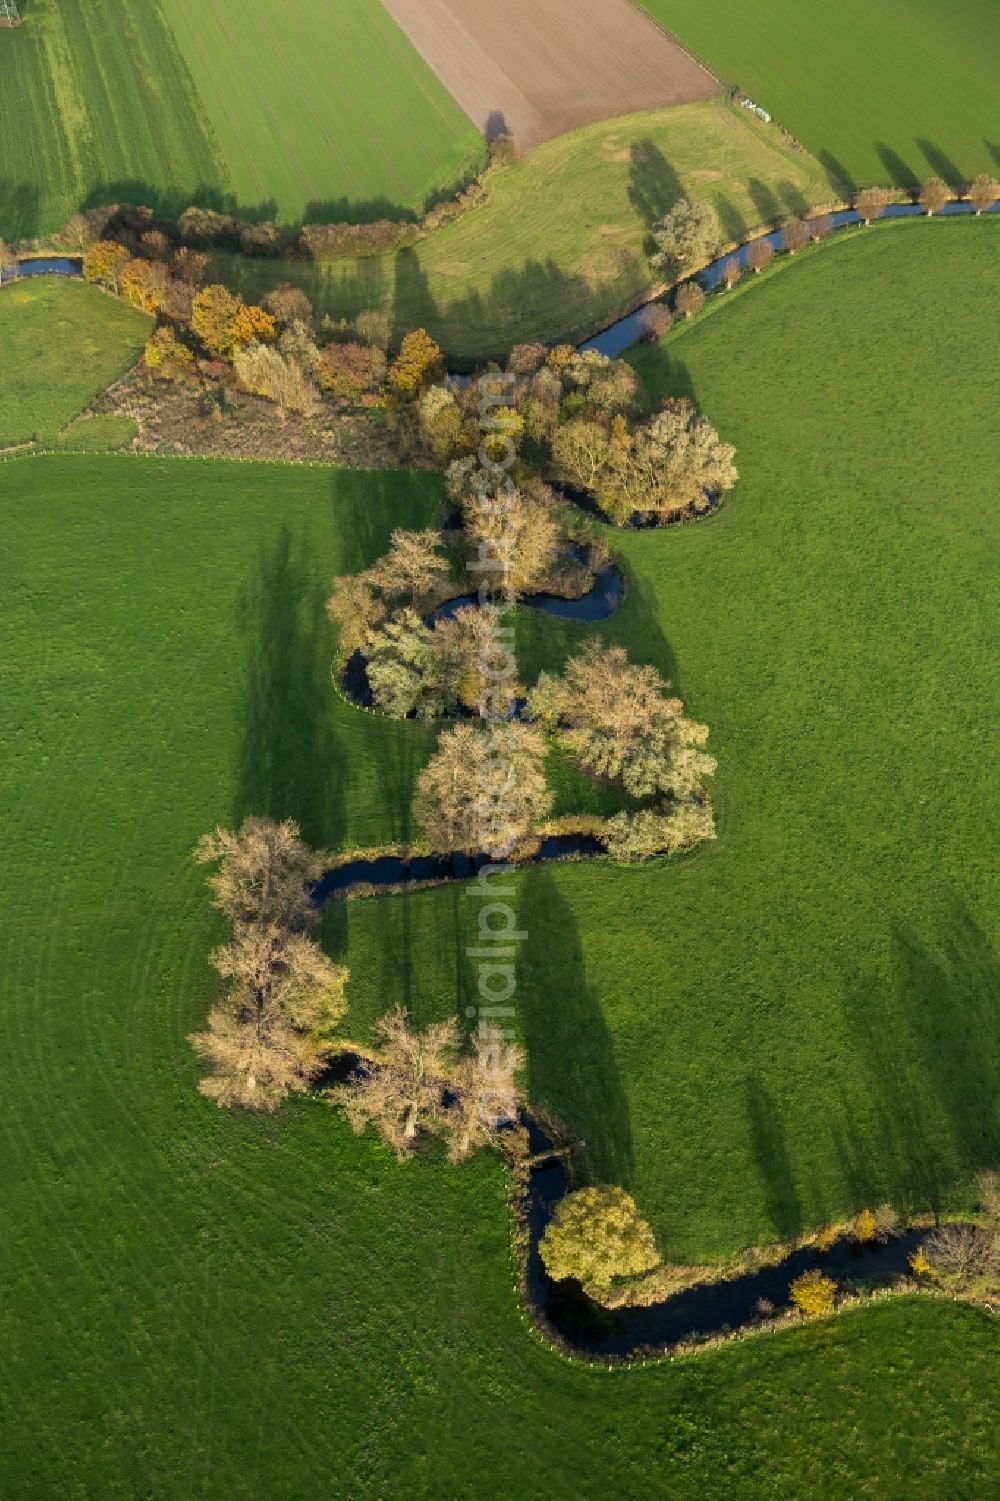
[0,0,483,241]
[159,0,484,222]
[0,276,149,447]
[0,449,997,1497]
[0,0,226,240]
[640,0,1000,189]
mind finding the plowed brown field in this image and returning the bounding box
[377,0,716,149]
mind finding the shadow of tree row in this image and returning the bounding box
[749,898,1000,1235]
[0,163,490,243]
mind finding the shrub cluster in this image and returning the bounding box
[80,228,402,419]
[408,343,737,527]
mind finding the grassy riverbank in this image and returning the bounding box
[211,100,832,360]
[1,450,996,1496]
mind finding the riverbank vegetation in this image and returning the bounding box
[207,101,832,358]
[189,818,348,1110]
[1,383,997,1491]
[340,220,1000,1264]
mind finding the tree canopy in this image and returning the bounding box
[539,1186,659,1292]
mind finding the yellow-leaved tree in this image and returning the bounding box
[539,1186,659,1294]
[789,1269,837,1318]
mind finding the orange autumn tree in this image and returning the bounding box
[191,284,242,356]
[144,326,195,383]
[191,286,275,358]
[231,303,277,348]
[121,257,167,313]
[82,240,130,292]
[388,328,444,397]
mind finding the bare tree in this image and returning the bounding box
[261,284,315,329]
[919,177,951,216]
[808,213,835,240]
[720,256,742,290]
[331,1010,523,1160]
[0,238,18,281]
[924,1223,999,1287]
[463,485,563,596]
[674,281,706,318]
[353,307,391,350]
[854,187,892,225]
[232,342,320,416]
[746,238,775,274]
[590,398,737,524]
[551,419,611,494]
[781,217,810,255]
[190,1002,326,1110]
[189,928,348,1111]
[326,573,388,656]
[414,721,552,857]
[445,1029,525,1161]
[967,174,999,215]
[367,528,452,609]
[194,817,327,932]
[528,641,716,800]
[636,303,673,341]
[431,604,523,717]
[977,1169,1000,1226]
[872,1202,901,1239]
[331,1008,459,1157]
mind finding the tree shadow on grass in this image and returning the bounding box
[818,150,856,195]
[0,180,41,242]
[514,550,684,706]
[891,902,1000,1172]
[215,230,646,365]
[916,140,964,186]
[233,522,345,849]
[747,177,782,229]
[836,897,1000,1215]
[628,140,683,236]
[627,335,698,409]
[610,567,685,701]
[391,246,438,342]
[521,866,634,1184]
[330,878,476,1039]
[714,192,748,250]
[745,1075,804,1240]
[777,180,810,219]
[80,179,278,224]
[875,143,919,192]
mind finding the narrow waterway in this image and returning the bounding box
[522,1142,939,1358]
[581,199,999,357]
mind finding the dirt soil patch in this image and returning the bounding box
[377,0,717,150]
